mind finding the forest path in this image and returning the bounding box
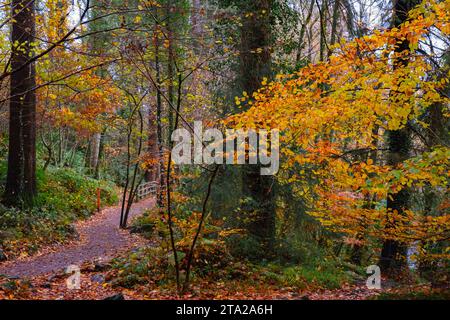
[0,197,155,278]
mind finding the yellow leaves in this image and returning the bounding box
[229,4,448,151]
[140,0,161,8]
[224,0,450,256]
[38,63,122,134]
[163,40,170,49]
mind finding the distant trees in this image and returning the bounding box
[3,0,91,205]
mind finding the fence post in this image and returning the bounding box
[97,188,101,213]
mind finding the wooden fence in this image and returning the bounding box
[134,181,158,202]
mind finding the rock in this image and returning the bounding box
[0,248,7,262]
[91,274,105,284]
[130,223,155,234]
[0,223,16,240]
[0,274,20,281]
[299,295,310,300]
[94,262,110,272]
[41,283,52,289]
[104,293,125,300]
[65,224,77,234]
[345,270,365,281]
[47,274,60,282]
[65,225,80,240]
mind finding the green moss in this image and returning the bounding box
[276,265,349,289]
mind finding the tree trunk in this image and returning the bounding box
[191,0,204,51]
[318,0,328,61]
[166,3,175,143]
[380,0,420,273]
[147,102,159,183]
[154,27,165,208]
[329,0,341,54]
[86,0,108,176]
[239,0,276,255]
[94,131,105,178]
[89,132,101,174]
[418,51,450,278]
[4,0,37,206]
[295,0,315,65]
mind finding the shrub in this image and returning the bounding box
[277,265,349,289]
[110,247,172,288]
[0,166,118,257]
[35,167,118,217]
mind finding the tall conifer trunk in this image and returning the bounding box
[380,0,420,272]
[4,0,37,205]
[239,0,275,254]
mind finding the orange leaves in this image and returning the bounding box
[36,1,124,134]
[226,0,450,259]
[38,58,122,133]
[42,0,70,43]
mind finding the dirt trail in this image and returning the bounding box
[0,198,154,278]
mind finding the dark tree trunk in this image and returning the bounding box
[329,0,341,52]
[295,0,314,65]
[94,131,105,179]
[86,0,110,176]
[380,0,420,273]
[318,0,328,61]
[4,0,37,206]
[89,132,101,175]
[165,1,176,142]
[22,55,37,203]
[147,103,159,183]
[418,52,450,279]
[191,0,203,51]
[239,0,276,254]
[154,27,165,208]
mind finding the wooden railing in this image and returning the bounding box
[134,181,158,202]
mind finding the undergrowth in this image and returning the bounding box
[111,207,353,293]
[0,165,118,258]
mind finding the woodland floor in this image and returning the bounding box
[0,197,383,300]
[0,197,154,278]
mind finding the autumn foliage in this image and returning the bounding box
[228,0,450,262]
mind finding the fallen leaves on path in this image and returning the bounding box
[0,197,154,277]
[0,262,381,300]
